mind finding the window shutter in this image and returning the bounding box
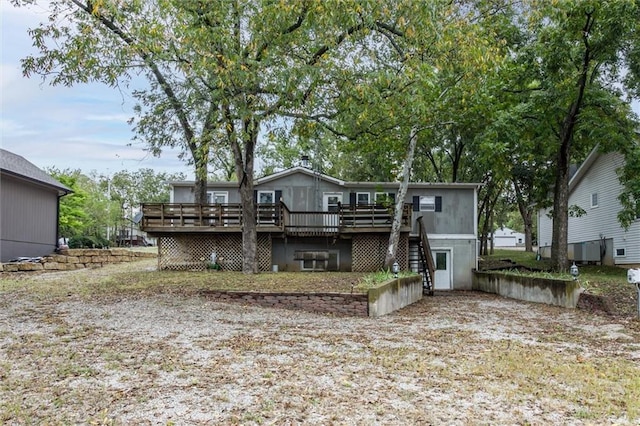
[413,196,419,212]
[435,196,442,212]
[253,190,257,203]
[275,190,282,203]
[349,192,356,207]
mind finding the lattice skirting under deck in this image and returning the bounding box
[351,234,408,272]
[158,234,271,271]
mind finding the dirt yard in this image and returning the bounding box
[1,261,639,425]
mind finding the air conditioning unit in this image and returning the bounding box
[627,268,640,284]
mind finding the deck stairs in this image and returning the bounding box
[416,217,435,296]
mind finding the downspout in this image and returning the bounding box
[56,193,63,251]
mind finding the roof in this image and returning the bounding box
[0,149,73,195]
[168,166,482,189]
[256,166,345,186]
[568,145,601,193]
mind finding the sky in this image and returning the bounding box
[2,3,639,183]
[1,3,192,180]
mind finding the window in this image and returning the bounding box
[420,196,436,212]
[616,248,626,257]
[435,252,447,270]
[413,195,442,212]
[298,251,339,271]
[375,192,395,206]
[591,193,598,208]
[258,190,275,204]
[356,192,370,205]
[207,191,228,204]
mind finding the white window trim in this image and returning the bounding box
[615,247,626,257]
[591,192,598,208]
[419,195,436,212]
[257,190,275,204]
[207,191,228,204]
[356,192,370,205]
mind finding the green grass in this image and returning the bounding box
[357,270,419,289]
[482,249,636,315]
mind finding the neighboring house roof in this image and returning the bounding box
[568,145,602,193]
[0,149,72,195]
[493,227,524,237]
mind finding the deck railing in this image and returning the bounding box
[141,202,411,234]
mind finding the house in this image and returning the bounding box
[141,166,481,290]
[537,149,639,266]
[0,149,72,262]
[492,227,525,248]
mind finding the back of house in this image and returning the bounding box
[143,166,481,289]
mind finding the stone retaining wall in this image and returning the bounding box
[1,249,157,272]
[199,290,369,316]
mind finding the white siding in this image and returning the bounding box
[538,152,640,265]
[537,207,553,249]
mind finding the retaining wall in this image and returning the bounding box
[473,270,583,308]
[199,275,423,317]
[200,290,369,316]
[0,249,157,272]
[368,275,423,317]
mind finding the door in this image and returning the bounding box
[322,192,342,231]
[432,249,452,290]
[206,191,228,225]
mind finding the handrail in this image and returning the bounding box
[141,202,412,231]
[417,216,436,288]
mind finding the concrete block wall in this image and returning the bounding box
[472,271,583,308]
[368,275,423,317]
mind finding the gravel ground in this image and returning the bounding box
[1,267,640,424]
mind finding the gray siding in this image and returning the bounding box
[1,174,59,261]
[258,173,344,211]
[428,236,478,290]
[404,187,476,236]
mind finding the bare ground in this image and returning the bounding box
[1,261,639,425]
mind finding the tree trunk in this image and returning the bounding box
[549,10,593,272]
[384,126,420,269]
[513,179,534,252]
[238,120,259,274]
[550,146,571,272]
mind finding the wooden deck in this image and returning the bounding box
[140,202,412,236]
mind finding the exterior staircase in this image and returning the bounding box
[417,217,435,295]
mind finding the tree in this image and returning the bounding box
[172,0,430,272]
[496,1,640,270]
[15,0,409,272]
[15,0,218,205]
[313,1,508,267]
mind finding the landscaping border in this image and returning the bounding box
[0,249,157,272]
[198,275,423,317]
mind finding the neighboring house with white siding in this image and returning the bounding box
[492,227,525,248]
[537,149,639,266]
